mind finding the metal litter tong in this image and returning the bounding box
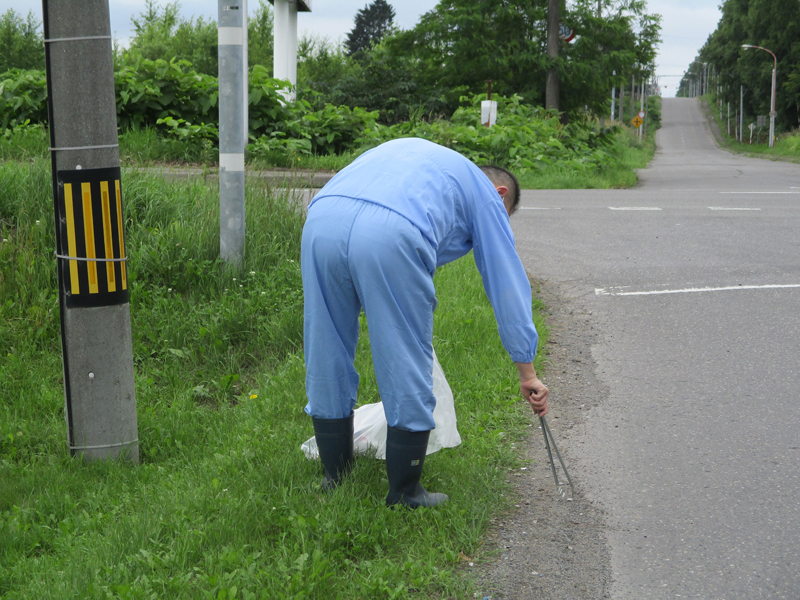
[539,414,575,499]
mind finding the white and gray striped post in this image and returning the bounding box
[218,0,248,266]
[42,0,139,462]
[271,0,312,103]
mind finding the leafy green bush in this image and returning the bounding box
[357,93,621,174]
[115,58,219,130]
[0,63,378,162]
[0,69,47,130]
[0,65,628,170]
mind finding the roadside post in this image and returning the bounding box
[740,85,744,143]
[630,74,635,120]
[727,102,730,136]
[42,0,139,462]
[218,0,248,267]
[639,79,644,141]
[611,70,616,121]
[545,0,560,111]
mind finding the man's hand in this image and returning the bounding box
[520,377,549,416]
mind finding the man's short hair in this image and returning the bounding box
[479,165,521,214]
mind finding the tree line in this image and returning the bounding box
[1,0,661,125]
[679,0,799,131]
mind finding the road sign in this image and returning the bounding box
[559,23,575,42]
[632,116,643,128]
[638,111,645,119]
[757,115,766,127]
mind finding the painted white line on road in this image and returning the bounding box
[719,191,800,194]
[609,207,662,211]
[595,284,800,296]
[708,207,760,211]
[519,207,562,210]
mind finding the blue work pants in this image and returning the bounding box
[301,196,438,431]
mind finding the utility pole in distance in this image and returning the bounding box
[545,0,560,112]
[42,0,138,462]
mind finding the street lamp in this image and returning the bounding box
[742,44,777,148]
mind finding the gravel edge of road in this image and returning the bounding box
[467,278,613,600]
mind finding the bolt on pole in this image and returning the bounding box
[218,0,248,267]
[42,0,139,462]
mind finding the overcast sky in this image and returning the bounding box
[4,0,722,97]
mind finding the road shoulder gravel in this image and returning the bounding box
[469,278,612,599]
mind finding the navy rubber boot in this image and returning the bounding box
[385,426,449,508]
[312,412,354,491]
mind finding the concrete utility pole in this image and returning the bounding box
[42,0,138,462]
[218,0,249,267]
[271,0,311,102]
[727,101,731,136]
[639,78,644,141]
[642,77,647,139]
[545,0,560,111]
[618,84,624,121]
[630,74,635,120]
[597,2,605,130]
[611,78,616,122]
[740,85,744,143]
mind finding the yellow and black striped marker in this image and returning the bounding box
[57,167,130,308]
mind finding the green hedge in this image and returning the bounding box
[0,60,378,157]
[2,62,628,171]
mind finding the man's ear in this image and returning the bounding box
[496,185,509,197]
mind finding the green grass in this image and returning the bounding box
[246,151,356,173]
[702,95,800,162]
[518,125,657,189]
[2,120,657,191]
[0,124,49,162]
[1,158,549,599]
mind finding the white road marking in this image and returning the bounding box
[595,284,800,297]
[708,207,760,211]
[519,207,562,210]
[719,191,800,194]
[609,207,662,211]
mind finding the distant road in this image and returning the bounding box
[514,97,800,599]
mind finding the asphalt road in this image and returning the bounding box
[512,98,800,599]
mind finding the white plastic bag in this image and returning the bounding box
[301,349,462,460]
